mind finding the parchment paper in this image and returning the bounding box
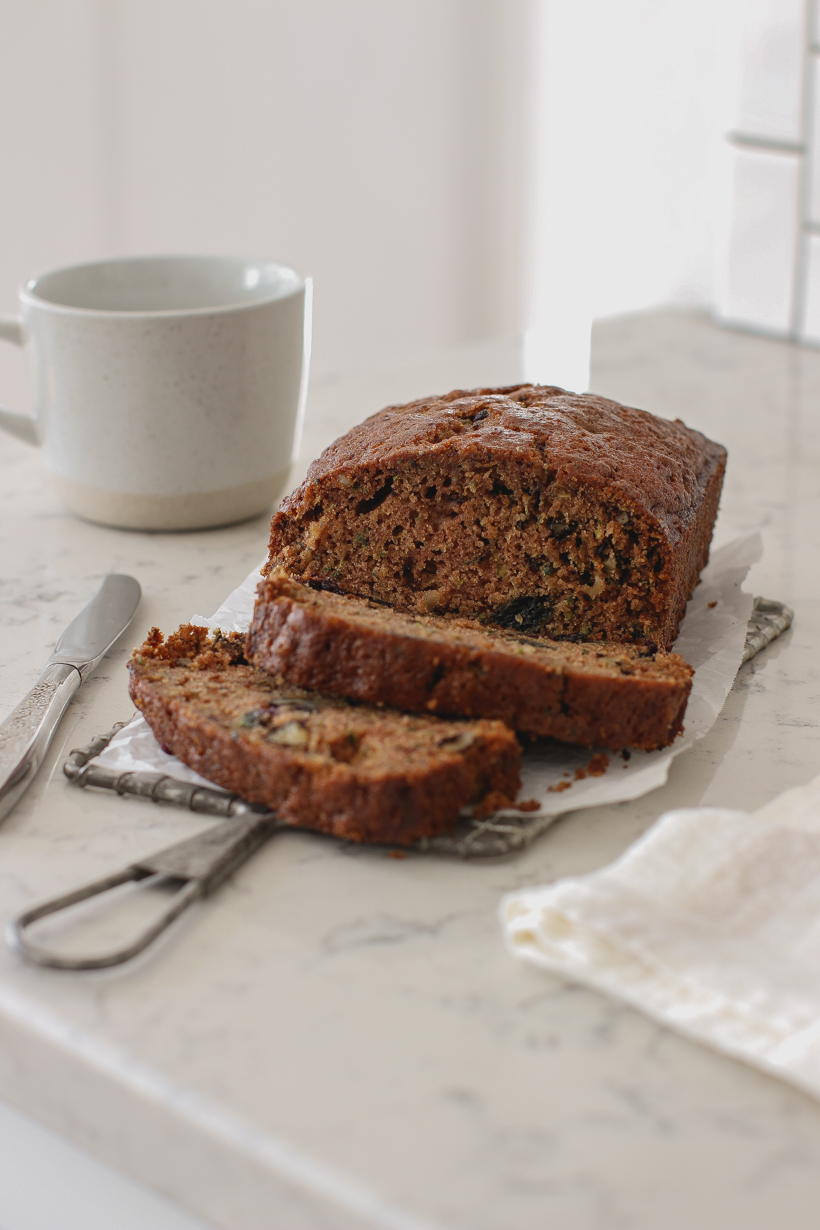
[95,532,761,814]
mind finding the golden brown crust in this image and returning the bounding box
[248,573,693,751]
[128,626,521,845]
[265,384,726,648]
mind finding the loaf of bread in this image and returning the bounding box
[128,625,522,845]
[248,572,694,751]
[266,385,726,649]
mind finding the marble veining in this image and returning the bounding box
[0,316,820,1228]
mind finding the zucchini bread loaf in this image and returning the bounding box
[249,572,694,751]
[128,625,521,845]
[266,385,726,649]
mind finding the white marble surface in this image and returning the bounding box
[0,313,819,1230]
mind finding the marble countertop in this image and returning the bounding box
[2,311,820,1230]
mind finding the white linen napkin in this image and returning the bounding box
[501,773,820,1101]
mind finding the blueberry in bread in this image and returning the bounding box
[128,625,522,845]
[248,572,694,752]
[265,384,726,649]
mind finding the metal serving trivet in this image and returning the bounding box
[742,596,793,663]
[59,725,556,861]
[7,595,793,971]
[7,725,555,971]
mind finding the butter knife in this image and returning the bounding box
[0,575,141,823]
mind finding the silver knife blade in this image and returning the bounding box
[48,574,142,678]
[0,575,142,823]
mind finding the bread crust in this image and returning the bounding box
[128,626,521,845]
[266,384,726,649]
[249,573,693,751]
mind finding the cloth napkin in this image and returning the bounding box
[501,772,820,1101]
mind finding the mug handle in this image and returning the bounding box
[0,316,37,444]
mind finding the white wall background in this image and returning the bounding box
[528,0,739,389]
[0,0,536,390]
[0,0,758,401]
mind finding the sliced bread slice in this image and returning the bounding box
[248,573,694,751]
[128,625,521,845]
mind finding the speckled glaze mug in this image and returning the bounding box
[0,255,311,530]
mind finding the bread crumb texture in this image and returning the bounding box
[248,571,694,751]
[266,384,726,650]
[129,625,521,845]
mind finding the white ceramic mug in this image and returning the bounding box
[0,255,311,530]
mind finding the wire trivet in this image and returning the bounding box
[742,596,793,663]
[58,593,795,863]
[5,595,793,971]
[63,725,557,860]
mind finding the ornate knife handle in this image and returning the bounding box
[0,663,81,823]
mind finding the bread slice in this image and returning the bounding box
[265,384,725,649]
[248,572,694,751]
[128,625,522,845]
